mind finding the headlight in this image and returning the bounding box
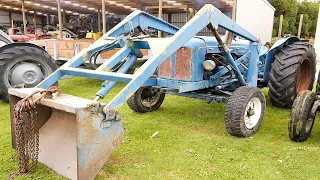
[202,60,216,71]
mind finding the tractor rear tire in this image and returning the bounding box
[127,87,165,113]
[289,90,316,142]
[0,44,58,102]
[268,41,316,108]
[224,86,266,137]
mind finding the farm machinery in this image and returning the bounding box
[8,4,316,180]
[0,30,58,102]
[289,73,320,142]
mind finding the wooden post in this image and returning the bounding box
[186,8,189,23]
[298,14,304,38]
[140,4,145,11]
[98,8,101,33]
[102,0,106,34]
[168,13,172,24]
[62,9,66,23]
[8,12,12,28]
[190,7,195,18]
[46,15,50,25]
[21,0,27,35]
[278,15,283,39]
[34,12,37,39]
[57,0,63,39]
[232,0,236,20]
[226,0,237,46]
[158,0,163,38]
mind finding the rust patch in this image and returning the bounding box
[9,95,53,149]
[174,48,192,80]
[78,109,100,142]
[159,56,172,78]
[296,59,311,94]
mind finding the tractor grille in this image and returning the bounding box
[159,47,192,80]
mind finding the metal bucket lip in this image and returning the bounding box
[9,88,105,114]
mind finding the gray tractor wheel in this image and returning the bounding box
[127,86,165,113]
[0,44,58,102]
[268,41,316,108]
[224,86,266,137]
[289,90,316,142]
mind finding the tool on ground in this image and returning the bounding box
[8,4,316,179]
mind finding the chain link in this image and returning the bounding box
[8,86,60,180]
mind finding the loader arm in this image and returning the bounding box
[36,10,180,85]
[36,4,259,115]
[9,5,262,180]
[103,4,258,111]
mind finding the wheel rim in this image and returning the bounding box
[305,116,315,132]
[5,59,53,88]
[141,88,161,107]
[244,97,262,129]
[296,59,311,94]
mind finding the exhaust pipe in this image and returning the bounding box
[9,88,124,180]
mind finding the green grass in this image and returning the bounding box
[1,77,320,179]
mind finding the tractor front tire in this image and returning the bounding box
[268,41,316,108]
[127,87,165,113]
[289,90,316,142]
[225,86,266,137]
[0,44,58,102]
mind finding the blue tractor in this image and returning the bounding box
[8,5,316,179]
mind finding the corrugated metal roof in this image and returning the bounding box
[0,0,234,16]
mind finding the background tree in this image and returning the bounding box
[268,0,319,37]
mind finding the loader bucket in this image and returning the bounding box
[9,88,124,180]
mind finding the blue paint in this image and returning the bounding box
[262,36,300,82]
[61,68,133,82]
[96,55,137,98]
[246,42,259,87]
[31,6,310,180]
[98,46,133,71]
[75,108,124,172]
[35,5,305,117]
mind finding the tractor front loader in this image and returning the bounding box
[8,4,316,180]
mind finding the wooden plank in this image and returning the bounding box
[32,39,148,59]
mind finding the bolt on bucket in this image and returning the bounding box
[9,88,124,180]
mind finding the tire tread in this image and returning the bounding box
[268,41,316,108]
[0,44,57,102]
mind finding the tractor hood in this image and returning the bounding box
[182,36,267,57]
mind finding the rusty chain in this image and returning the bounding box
[9,86,61,180]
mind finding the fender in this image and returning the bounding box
[262,36,300,82]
